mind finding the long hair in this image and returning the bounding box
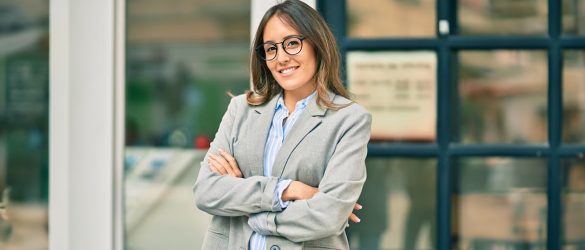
[246,0,350,109]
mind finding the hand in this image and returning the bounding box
[207,148,242,178]
[281,181,318,201]
[348,203,362,223]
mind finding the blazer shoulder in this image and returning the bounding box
[331,95,371,118]
[224,94,250,113]
[230,93,248,107]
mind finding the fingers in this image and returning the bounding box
[208,155,228,175]
[218,149,242,177]
[209,153,235,176]
[207,149,242,178]
[348,203,362,224]
[348,213,361,223]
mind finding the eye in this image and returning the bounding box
[264,45,277,53]
[286,39,300,47]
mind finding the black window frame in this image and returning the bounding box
[318,1,585,249]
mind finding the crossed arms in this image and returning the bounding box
[193,96,371,242]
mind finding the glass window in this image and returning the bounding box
[124,0,250,248]
[563,0,585,35]
[452,157,548,250]
[563,50,585,143]
[0,1,49,248]
[347,51,437,142]
[458,0,548,35]
[561,158,585,249]
[455,50,548,144]
[347,158,437,250]
[347,0,436,38]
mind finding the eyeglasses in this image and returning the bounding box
[255,35,306,61]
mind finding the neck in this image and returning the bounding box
[283,86,315,114]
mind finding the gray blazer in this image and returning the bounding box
[193,92,371,250]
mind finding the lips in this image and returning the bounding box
[278,66,299,75]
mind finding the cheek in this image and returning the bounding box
[266,62,278,74]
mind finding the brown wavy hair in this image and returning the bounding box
[246,0,350,109]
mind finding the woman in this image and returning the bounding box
[193,1,371,249]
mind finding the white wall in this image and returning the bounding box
[251,0,316,40]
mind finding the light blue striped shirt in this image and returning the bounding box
[248,92,315,250]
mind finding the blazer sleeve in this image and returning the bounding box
[262,109,372,242]
[193,96,283,216]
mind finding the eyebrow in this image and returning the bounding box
[263,34,302,44]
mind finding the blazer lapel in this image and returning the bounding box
[247,95,279,176]
[271,93,333,178]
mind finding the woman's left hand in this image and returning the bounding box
[348,203,362,223]
[208,149,243,178]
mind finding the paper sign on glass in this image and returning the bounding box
[347,51,437,142]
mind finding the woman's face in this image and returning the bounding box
[263,15,317,97]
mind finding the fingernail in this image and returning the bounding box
[357,204,362,210]
[356,218,361,223]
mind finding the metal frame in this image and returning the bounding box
[318,0,585,249]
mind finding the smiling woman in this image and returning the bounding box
[192,1,372,249]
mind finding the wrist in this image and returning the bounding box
[282,181,297,201]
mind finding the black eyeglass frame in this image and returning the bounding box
[255,35,306,61]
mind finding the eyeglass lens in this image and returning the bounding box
[261,37,303,60]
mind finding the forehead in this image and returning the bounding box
[263,15,300,42]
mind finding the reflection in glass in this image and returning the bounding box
[0,0,49,249]
[563,0,585,35]
[458,0,547,35]
[452,157,548,250]
[125,0,250,249]
[563,50,585,143]
[347,158,436,250]
[561,158,585,249]
[347,0,435,38]
[456,50,548,144]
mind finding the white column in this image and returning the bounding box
[49,0,118,249]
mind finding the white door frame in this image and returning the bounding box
[49,0,125,249]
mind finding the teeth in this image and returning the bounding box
[280,67,296,74]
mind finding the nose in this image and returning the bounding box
[275,44,290,64]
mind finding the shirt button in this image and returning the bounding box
[270,245,280,250]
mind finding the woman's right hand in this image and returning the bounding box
[207,149,242,178]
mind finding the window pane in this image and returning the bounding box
[563,50,585,143]
[452,157,548,250]
[563,0,585,35]
[0,1,49,248]
[347,0,436,38]
[124,0,249,248]
[561,158,585,249]
[347,158,437,250]
[456,50,548,144]
[347,51,437,142]
[458,0,547,35]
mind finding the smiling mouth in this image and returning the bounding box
[279,66,299,74]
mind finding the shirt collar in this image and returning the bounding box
[275,91,317,111]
